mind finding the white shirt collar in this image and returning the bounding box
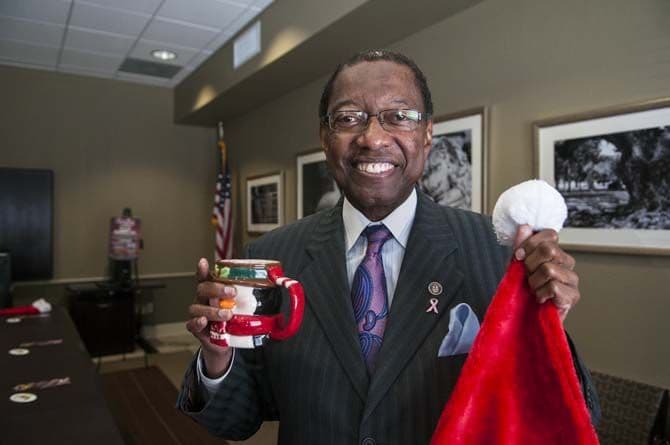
[342,188,417,252]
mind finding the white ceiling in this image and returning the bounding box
[0,0,273,87]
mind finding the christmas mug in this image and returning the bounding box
[208,259,305,348]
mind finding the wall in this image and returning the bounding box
[1,66,214,324]
[224,0,670,387]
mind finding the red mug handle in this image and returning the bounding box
[266,265,304,341]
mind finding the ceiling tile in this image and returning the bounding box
[60,48,123,72]
[70,2,151,37]
[222,7,261,38]
[0,40,59,67]
[130,39,199,66]
[65,27,135,56]
[252,0,274,11]
[0,16,65,47]
[0,0,274,87]
[157,0,246,30]
[143,17,219,50]
[0,0,71,25]
[219,0,257,7]
[77,0,163,15]
[58,64,115,79]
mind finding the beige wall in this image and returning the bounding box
[1,66,214,323]
[224,0,670,387]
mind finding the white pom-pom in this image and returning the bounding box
[492,180,567,246]
[32,298,52,313]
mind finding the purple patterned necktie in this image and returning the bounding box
[352,224,393,373]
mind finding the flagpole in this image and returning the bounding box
[217,121,226,168]
[212,121,234,261]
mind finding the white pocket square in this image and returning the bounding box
[438,303,480,357]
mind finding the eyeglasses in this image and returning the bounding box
[321,109,430,133]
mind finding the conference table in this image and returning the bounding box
[0,307,124,444]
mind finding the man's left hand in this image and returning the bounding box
[513,224,579,322]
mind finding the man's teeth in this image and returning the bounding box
[356,162,394,174]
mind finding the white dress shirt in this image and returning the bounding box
[198,189,419,393]
[342,188,417,306]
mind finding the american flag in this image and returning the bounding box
[211,131,233,261]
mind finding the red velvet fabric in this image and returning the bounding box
[431,259,599,444]
[0,305,39,317]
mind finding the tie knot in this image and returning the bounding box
[364,224,392,254]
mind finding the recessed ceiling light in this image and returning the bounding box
[151,49,177,61]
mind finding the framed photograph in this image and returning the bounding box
[296,150,341,219]
[534,98,670,255]
[420,107,487,213]
[246,172,283,233]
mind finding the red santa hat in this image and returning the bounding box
[431,180,599,445]
[0,298,51,317]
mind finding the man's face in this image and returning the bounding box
[320,61,432,221]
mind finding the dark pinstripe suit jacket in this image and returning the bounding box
[177,191,598,445]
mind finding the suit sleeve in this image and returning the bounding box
[566,333,602,427]
[176,348,278,440]
[175,244,278,440]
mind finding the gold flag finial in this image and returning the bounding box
[217,122,227,168]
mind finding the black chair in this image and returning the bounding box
[591,370,669,445]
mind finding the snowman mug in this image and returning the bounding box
[208,259,305,348]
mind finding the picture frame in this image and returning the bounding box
[296,149,341,219]
[420,107,487,213]
[246,172,284,234]
[534,98,670,255]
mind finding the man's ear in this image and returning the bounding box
[423,120,433,156]
[319,125,329,154]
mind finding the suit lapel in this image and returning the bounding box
[300,205,369,402]
[363,193,465,420]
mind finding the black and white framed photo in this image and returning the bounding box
[420,108,487,213]
[534,98,670,255]
[246,172,283,233]
[296,150,341,219]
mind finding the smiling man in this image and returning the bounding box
[178,50,598,445]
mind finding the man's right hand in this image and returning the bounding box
[186,258,237,378]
